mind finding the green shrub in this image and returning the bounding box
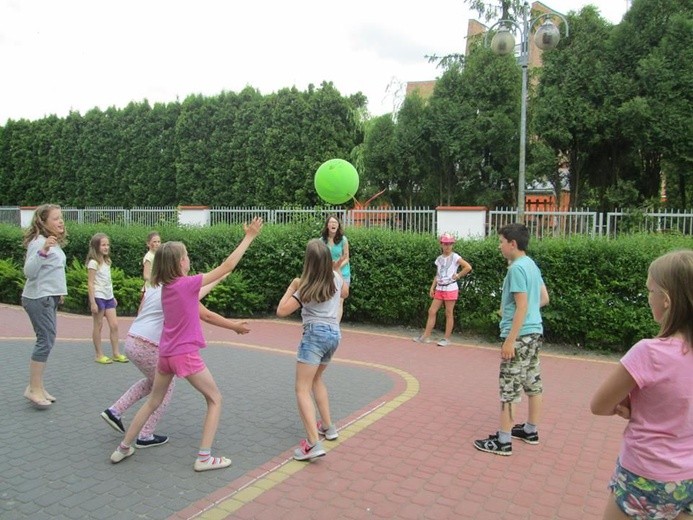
[201,272,264,317]
[62,258,144,315]
[0,222,689,353]
[0,259,23,304]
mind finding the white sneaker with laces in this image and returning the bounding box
[437,338,450,347]
[110,446,135,463]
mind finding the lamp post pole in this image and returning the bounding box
[486,2,568,223]
[517,4,530,223]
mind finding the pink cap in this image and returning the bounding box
[439,233,455,244]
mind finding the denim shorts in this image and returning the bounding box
[297,323,340,366]
[608,459,693,518]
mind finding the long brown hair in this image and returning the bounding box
[321,215,344,245]
[85,233,111,266]
[648,249,693,352]
[150,241,186,286]
[297,239,337,304]
[22,204,67,247]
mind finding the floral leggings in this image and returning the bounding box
[110,334,175,439]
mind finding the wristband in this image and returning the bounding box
[38,250,49,258]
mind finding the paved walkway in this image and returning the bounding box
[0,304,624,519]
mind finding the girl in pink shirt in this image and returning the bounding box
[110,217,263,472]
[591,250,693,519]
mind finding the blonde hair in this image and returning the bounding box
[297,239,337,304]
[648,249,693,352]
[85,233,111,266]
[22,204,67,247]
[150,241,186,286]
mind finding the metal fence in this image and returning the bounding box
[210,207,349,227]
[208,207,436,233]
[605,209,693,237]
[46,207,178,227]
[3,205,693,238]
[489,208,603,238]
[344,207,435,233]
[0,206,20,226]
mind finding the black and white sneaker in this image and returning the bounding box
[135,434,169,449]
[473,433,512,456]
[101,409,125,433]
[511,423,539,445]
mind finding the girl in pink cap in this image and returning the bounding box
[413,233,472,347]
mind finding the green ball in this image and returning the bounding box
[314,159,359,205]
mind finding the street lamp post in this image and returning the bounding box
[485,2,569,222]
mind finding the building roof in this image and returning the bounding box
[405,80,437,99]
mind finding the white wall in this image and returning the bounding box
[436,206,487,239]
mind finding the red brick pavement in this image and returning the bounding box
[2,304,624,519]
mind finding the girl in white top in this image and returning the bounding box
[86,233,127,364]
[21,204,68,409]
[142,231,161,289]
[413,233,472,347]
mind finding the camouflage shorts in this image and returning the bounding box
[499,333,543,403]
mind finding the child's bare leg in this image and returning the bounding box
[527,394,542,426]
[121,371,174,446]
[296,362,320,444]
[186,368,223,449]
[423,299,443,338]
[104,308,121,357]
[92,311,105,359]
[601,495,630,519]
[312,365,331,427]
[443,300,456,339]
[500,401,514,433]
[26,360,48,402]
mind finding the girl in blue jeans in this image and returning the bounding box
[277,239,346,461]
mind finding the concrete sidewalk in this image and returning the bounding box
[0,304,624,519]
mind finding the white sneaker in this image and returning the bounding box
[110,446,135,463]
[413,336,431,344]
[194,456,232,472]
[437,338,450,347]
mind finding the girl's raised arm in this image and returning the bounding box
[199,273,229,300]
[201,217,263,287]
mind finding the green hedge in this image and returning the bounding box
[0,223,688,352]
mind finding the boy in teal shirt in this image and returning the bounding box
[474,223,549,456]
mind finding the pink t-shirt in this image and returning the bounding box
[159,274,205,357]
[619,337,693,481]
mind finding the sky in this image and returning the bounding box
[0,0,630,125]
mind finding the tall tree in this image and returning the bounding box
[532,6,615,207]
[610,0,693,207]
[362,114,398,201]
[394,94,434,206]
